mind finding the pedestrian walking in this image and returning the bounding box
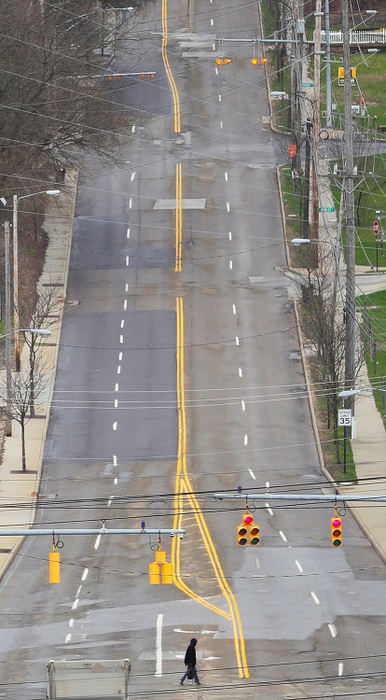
[179,637,200,686]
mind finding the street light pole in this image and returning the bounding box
[4,222,12,436]
[13,195,20,371]
[11,189,60,371]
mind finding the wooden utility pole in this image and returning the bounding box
[342,0,356,412]
[311,0,321,253]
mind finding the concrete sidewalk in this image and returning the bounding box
[0,172,77,580]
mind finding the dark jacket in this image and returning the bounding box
[184,638,197,666]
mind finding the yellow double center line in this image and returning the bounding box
[173,297,249,679]
[161,0,181,134]
[175,163,182,272]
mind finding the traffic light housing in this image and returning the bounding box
[49,544,60,584]
[149,547,174,584]
[237,512,260,545]
[237,522,248,546]
[331,516,342,547]
[249,522,260,545]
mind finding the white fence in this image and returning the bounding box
[318,29,386,44]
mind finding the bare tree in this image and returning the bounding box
[0,365,46,471]
[18,289,61,417]
[291,257,364,463]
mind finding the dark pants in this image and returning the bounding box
[180,664,200,684]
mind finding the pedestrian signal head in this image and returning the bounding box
[251,57,258,65]
[331,516,342,547]
[224,58,232,64]
[261,58,267,64]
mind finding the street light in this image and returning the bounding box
[11,189,60,370]
[1,327,52,437]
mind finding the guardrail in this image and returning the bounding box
[318,29,386,44]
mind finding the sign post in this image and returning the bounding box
[374,220,379,271]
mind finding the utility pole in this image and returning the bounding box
[311,0,322,251]
[4,222,12,436]
[342,0,356,416]
[325,0,332,126]
[302,118,312,237]
[13,195,20,372]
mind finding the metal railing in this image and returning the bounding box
[318,29,386,44]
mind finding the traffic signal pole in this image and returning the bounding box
[0,528,185,536]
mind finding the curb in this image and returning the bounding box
[0,171,79,582]
[276,164,386,564]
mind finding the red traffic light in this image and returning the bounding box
[243,513,253,525]
[331,516,342,547]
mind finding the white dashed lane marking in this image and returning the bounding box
[114,399,118,408]
[113,455,117,466]
[265,503,273,516]
[69,619,74,628]
[229,260,233,270]
[115,383,119,392]
[126,256,130,266]
[248,468,256,480]
[218,94,222,102]
[113,421,118,431]
[238,367,243,377]
[94,534,102,551]
[228,231,232,240]
[124,299,128,310]
[131,172,136,182]
[119,352,122,361]
[226,201,230,212]
[338,662,343,676]
[328,623,337,638]
[127,228,130,239]
[71,599,79,611]
[120,334,124,344]
[232,304,237,315]
[225,172,229,182]
[210,18,214,26]
[295,560,303,573]
[125,283,129,292]
[244,433,248,446]
[235,336,239,345]
[76,585,82,598]
[241,400,245,411]
[215,66,218,76]
[117,366,121,374]
[279,530,287,542]
[81,568,89,582]
[220,121,223,128]
[65,633,72,643]
[310,591,320,606]
[114,477,118,485]
[129,197,132,208]
[121,320,125,328]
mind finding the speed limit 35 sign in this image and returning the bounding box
[338,409,352,426]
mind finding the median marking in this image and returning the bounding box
[173,297,248,679]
